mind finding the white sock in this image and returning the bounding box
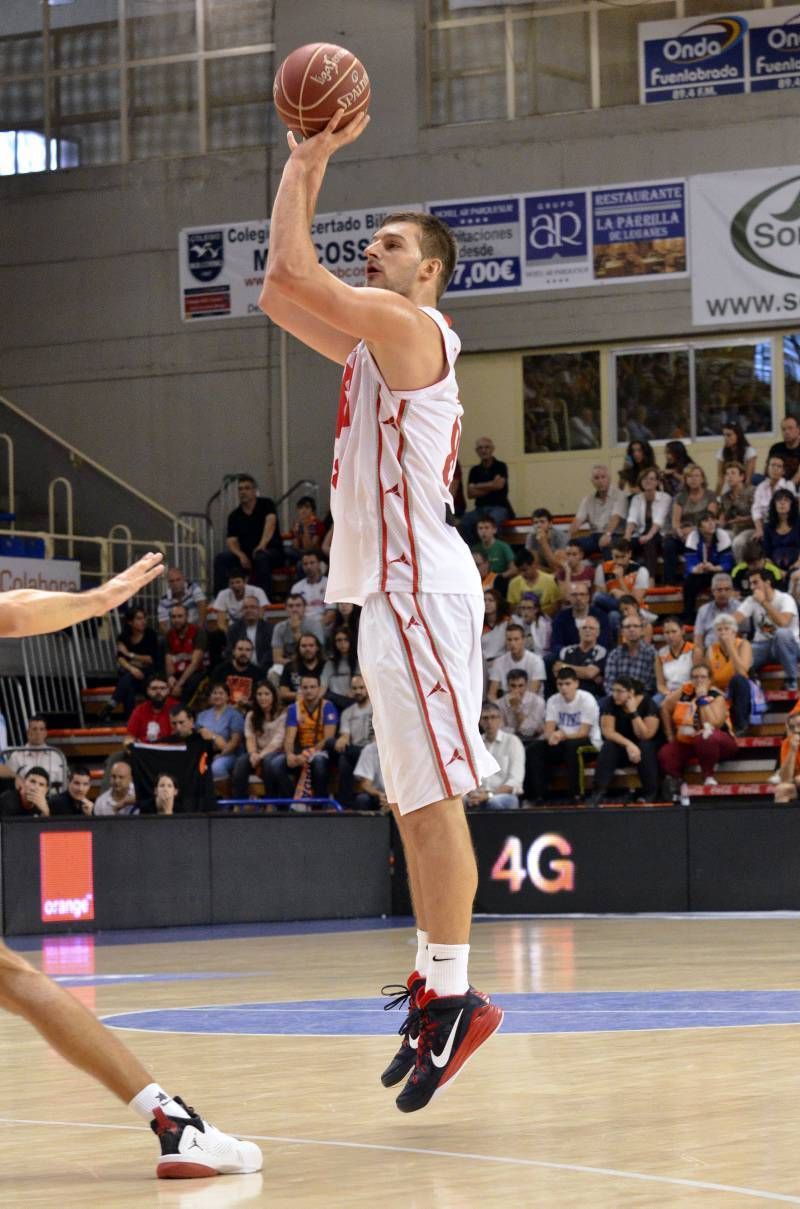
[426,943,470,997]
[129,1082,190,1121]
[414,929,429,978]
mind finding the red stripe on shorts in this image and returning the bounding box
[385,593,452,800]
[414,596,480,785]
[376,386,389,591]
[396,399,420,594]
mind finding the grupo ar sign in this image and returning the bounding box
[0,556,80,592]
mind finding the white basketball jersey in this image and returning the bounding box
[325,306,481,606]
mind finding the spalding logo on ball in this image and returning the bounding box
[273,43,370,137]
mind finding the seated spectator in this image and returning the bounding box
[481,588,510,677]
[604,612,657,694]
[157,566,207,632]
[460,436,512,544]
[496,668,546,743]
[773,711,800,803]
[322,627,359,712]
[550,582,610,652]
[211,637,263,710]
[230,682,286,800]
[472,516,516,586]
[270,594,326,672]
[108,605,159,720]
[94,759,137,816]
[525,667,600,804]
[705,612,753,735]
[752,455,796,542]
[682,512,734,620]
[617,595,656,645]
[332,675,374,808]
[353,740,388,811]
[271,672,339,809]
[655,618,694,701]
[555,541,595,597]
[165,604,207,705]
[660,440,693,498]
[224,594,273,670]
[693,573,739,655]
[152,772,179,816]
[50,765,94,817]
[287,495,326,565]
[212,473,283,596]
[488,623,545,700]
[292,552,331,624]
[473,550,496,592]
[734,568,800,692]
[587,676,660,806]
[624,467,671,582]
[203,606,228,672]
[512,592,551,656]
[767,415,800,485]
[568,464,626,556]
[716,422,757,492]
[618,439,657,498]
[0,766,51,817]
[525,508,566,571]
[731,539,783,598]
[506,550,560,616]
[196,682,244,781]
[659,662,738,795]
[279,633,327,706]
[464,701,525,810]
[593,539,649,640]
[124,675,178,748]
[763,488,800,579]
[213,572,269,628]
[553,616,607,698]
[718,461,756,563]
[0,715,66,793]
[327,601,360,647]
[665,464,718,584]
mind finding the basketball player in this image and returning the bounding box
[0,551,262,1178]
[260,110,503,1113]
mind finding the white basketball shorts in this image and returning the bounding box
[357,592,499,815]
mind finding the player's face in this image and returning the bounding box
[365,223,427,297]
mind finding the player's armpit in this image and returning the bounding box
[259,282,357,366]
[266,262,422,348]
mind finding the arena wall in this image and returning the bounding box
[0,0,799,519]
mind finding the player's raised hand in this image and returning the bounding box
[96,552,165,615]
[287,107,370,161]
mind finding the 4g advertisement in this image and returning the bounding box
[470,811,687,914]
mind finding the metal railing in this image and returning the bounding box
[20,631,85,727]
[0,678,31,747]
[71,612,122,682]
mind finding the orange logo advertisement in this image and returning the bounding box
[40,831,95,923]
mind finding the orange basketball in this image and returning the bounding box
[273,43,370,137]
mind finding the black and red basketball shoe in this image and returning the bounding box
[395,986,503,1113]
[380,972,426,1087]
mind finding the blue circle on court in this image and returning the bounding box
[102,990,800,1036]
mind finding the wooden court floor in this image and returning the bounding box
[3,915,800,1207]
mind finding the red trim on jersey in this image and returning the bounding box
[396,399,420,594]
[376,386,390,592]
[414,597,480,785]
[386,594,452,799]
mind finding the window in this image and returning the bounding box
[523,351,600,453]
[615,349,689,443]
[0,0,275,173]
[613,340,774,445]
[425,0,776,126]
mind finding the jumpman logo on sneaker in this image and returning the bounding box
[431,1011,464,1068]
